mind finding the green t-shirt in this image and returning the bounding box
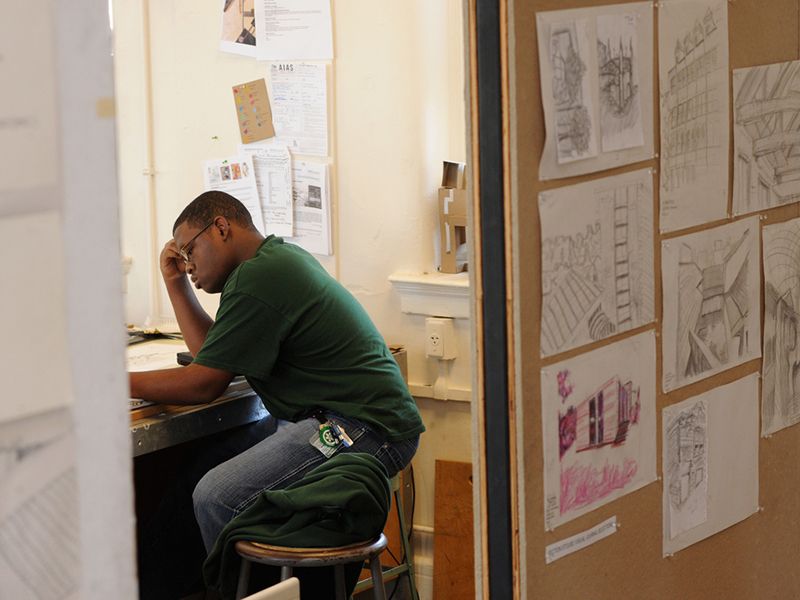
[193,236,424,442]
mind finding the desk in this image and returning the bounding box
[130,394,268,457]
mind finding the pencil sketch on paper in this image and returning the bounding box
[662,218,761,391]
[659,0,729,231]
[733,61,800,216]
[596,13,644,152]
[665,399,708,539]
[540,170,654,357]
[542,331,656,530]
[762,218,800,435]
[550,20,598,164]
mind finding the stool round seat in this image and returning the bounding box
[235,533,388,566]
[234,533,389,600]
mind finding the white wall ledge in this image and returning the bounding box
[388,271,470,319]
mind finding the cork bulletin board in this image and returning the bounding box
[509,0,800,597]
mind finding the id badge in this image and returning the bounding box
[310,422,340,457]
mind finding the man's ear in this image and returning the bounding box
[213,216,231,240]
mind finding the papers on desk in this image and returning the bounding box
[126,339,188,373]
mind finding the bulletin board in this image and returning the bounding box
[510,0,800,597]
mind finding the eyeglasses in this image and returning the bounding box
[178,220,215,264]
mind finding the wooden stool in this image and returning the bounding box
[354,474,419,600]
[234,533,388,600]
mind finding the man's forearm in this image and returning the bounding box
[165,277,213,355]
[129,364,232,404]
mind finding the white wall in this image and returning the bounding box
[114,2,472,593]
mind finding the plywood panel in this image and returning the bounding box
[508,0,800,598]
[433,460,475,599]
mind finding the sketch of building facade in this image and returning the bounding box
[540,171,654,357]
[559,376,640,458]
[550,20,597,163]
[666,401,706,510]
[676,229,751,381]
[762,219,800,435]
[733,60,800,215]
[542,331,657,530]
[662,8,722,191]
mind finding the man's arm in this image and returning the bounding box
[129,363,234,404]
[160,240,213,355]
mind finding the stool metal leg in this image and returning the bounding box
[394,487,420,600]
[280,565,293,581]
[369,555,387,600]
[236,558,252,600]
[334,564,347,600]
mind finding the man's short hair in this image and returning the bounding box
[173,191,256,233]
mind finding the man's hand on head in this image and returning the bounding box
[160,239,187,283]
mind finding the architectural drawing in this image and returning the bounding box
[661,217,761,392]
[550,19,598,163]
[762,218,800,435]
[659,0,729,232]
[664,400,708,539]
[733,61,800,216]
[539,169,654,357]
[537,3,655,180]
[662,374,759,556]
[597,13,644,152]
[542,331,657,530]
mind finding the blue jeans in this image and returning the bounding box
[192,412,419,551]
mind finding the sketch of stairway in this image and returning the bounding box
[614,196,633,329]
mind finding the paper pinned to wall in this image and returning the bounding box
[219,0,257,58]
[539,168,655,357]
[254,0,333,61]
[268,62,329,157]
[536,2,654,180]
[658,0,729,232]
[664,398,708,539]
[541,331,657,531]
[662,374,759,556]
[232,79,275,144]
[762,217,800,435]
[596,12,644,152]
[239,141,293,237]
[285,160,331,256]
[661,217,761,393]
[732,60,800,216]
[203,155,264,235]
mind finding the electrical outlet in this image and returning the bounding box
[426,317,456,359]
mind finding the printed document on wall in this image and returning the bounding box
[286,160,331,255]
[219,0,257,58]
[732,60,800,216]
[239,141,293,237]
[268,62,328,157]
[662,374,759,556]
[661,217,761,392]
[762,217,800,435]
[203,155,264,235]
[658,0,729,232]
[536,2,654,180]
[538,168,655,357]
[541,331,657,530]
[0,415,79,600]
[255,0,333,61]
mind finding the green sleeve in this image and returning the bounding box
[193,292,291,379]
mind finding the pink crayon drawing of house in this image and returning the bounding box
[558,376,641,514]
